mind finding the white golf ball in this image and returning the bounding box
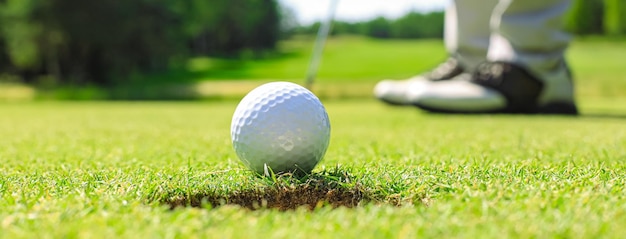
[231,82,331,174]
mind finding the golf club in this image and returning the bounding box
[305,0,340,90]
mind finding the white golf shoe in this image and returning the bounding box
[374,57,465,105]
[411,61,579,115]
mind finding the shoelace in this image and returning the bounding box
[473,62,510,86]
[426,58,463,80]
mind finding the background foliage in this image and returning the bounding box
[0,0,280,86]
[0,0,623,90]
[294,12,445,39]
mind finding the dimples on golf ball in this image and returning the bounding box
[231,82,330,174]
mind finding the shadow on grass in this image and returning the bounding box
[423,111,626,120]
[135,49,304,85]
[160,169,401,211]
[582,113,626,120]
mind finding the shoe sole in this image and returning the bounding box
[414,101,579,115]
[537,102,579,115]
[378,98,412,106]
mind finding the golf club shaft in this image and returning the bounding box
[305,0,339,90]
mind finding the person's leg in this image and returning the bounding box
[488,0,575,108]
[374,0,498,105]
[446,0,499,70]
[411,0,577,114]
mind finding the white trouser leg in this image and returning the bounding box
[488,0,574,104]
[445,0,499,70]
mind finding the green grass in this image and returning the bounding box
[120,35,626,100]
[568,37,626,99]
[144,36,447,83]
[108,36,448,100]
[6,36,626,100]
[1,36,626,238]
[1,99,626,238]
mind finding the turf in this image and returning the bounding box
[1,36,626,238]
[145,36,448,83]
[1,99,625,238]
[131,36,626,100]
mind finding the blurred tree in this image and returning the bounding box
[0,0,282,85]
[331,21,364,35]
[364,17,392,38]
[36,0,185,85]
[279,4,299,39]
[604,0,626,35]
[300,22,322,35]
[0,0,42,72]
[189,0,280,57]
[565,0,604,35]
[0,38,7,72]
[295,11,445,39]
[391,11,444,39]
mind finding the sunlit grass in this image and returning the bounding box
[1,36,626,238]
[1,99,625,238]
[124,36,626,101]
[2,36,625,101]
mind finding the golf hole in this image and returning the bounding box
[163,181,368,211]
[159,169,428,211]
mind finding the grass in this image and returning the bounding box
[111,36,626,100]
[93,36,448,100]
[141,36,448,83]
[5,35,626,100]
[1,99,625,238]
[161,169,371,211]
[1,36,626,238]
